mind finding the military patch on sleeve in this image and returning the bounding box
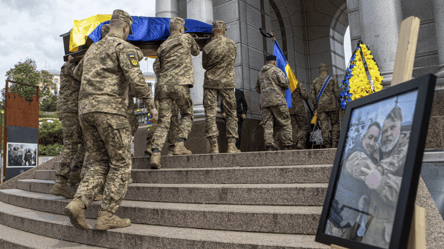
[127,53,139,67]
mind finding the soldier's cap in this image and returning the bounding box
[101,24,110,38]
[266,55,277,61]
[112,9,133,35]
[213,20,227,31]
[319,63,328,70]
[170,17,188,31]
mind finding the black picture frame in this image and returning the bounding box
[315,74,437,249]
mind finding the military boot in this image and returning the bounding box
[50,183,75,199]
[144,144,152,156]
[227,142,241,153]
[173,142,192,155]
[332,141,338,148]
[95,210,131,231]
[67,170,81,185]
[167,146,175,156]
[150,152,161,169]
[266,145,274,151]
[64,198,89,231]
[209,139,219,154]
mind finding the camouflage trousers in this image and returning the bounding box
[318,111,340,147]
[291,114,308,149]
[146,99,179,148]
[151,85,194,150]
[204,88,238,143]
[75,113,132,214]
[262,105,292,147]
[127,110,139,137]
[56,112,86,185]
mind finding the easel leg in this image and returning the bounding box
[407,205,426,249]
[331,244,348,249]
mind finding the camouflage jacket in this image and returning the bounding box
[289,83,309,115]
[153,57,160,77]
[310,73,340,112]
[255,64,289,108]
[57,61,80,113]
[157,33,200,87]
[202,36,237,89]
[74,33,154,117]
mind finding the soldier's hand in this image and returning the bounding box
[222,113,226,119]
[149,108,159,123]
[241,114,246,120]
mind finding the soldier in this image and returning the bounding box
[289,83,309,149]
[79,24,138,198]
[341,107,407,247]
[24,149,33,166]
[64,10,158,231]
[202,20,240,154]
[311,63,341,148]
[49,54,84,199]
[150,17,199,169]
[145,57,179,156]
[255,55,292,151]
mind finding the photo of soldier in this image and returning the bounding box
[6,143,38,167]
[325,90,418,249]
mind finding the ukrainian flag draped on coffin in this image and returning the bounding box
[68,14,213,54]
[273,41,298,108]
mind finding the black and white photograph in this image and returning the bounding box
[7,142,38,167]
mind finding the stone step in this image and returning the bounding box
[17,179,328,206]
[131,149,336,169]
[0,225,103,249]
[36,165,332,184]
[0,223,104,248]
[0,189,322,234]
[0,200,328,249]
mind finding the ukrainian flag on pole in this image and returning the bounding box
[274,41,298,109]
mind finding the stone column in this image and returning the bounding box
[187,0,214,120]
[359,0,403,86]
[155,0,179,18]
[432,0,444,86]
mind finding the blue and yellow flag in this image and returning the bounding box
[274,41,298,108]
[68,15,213,55]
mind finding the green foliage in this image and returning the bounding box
[39,143,63,156]
[1,58,57,111]
[39,120,63,146]
[39,111,59,119]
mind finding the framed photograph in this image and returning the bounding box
[7,142,38,167]
[315,74,436,249]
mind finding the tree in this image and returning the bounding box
[1,58,57,111]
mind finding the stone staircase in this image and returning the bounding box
[0,149,336,248]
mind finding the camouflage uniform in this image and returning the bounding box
[73,31,154,213]
[202,22,238,144]
[255,63,292,148]
[55,60,86,185]
[151,28,200,151]
[146,58,179,151]
[289,83,309,149]
[311,70,341,148]
[343,130,408,248]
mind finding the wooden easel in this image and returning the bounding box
[331,16,426,249]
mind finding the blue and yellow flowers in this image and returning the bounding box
[340,43,383,110]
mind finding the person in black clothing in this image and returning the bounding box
[221,88,248,150]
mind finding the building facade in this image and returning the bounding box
[147,0,444,152]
